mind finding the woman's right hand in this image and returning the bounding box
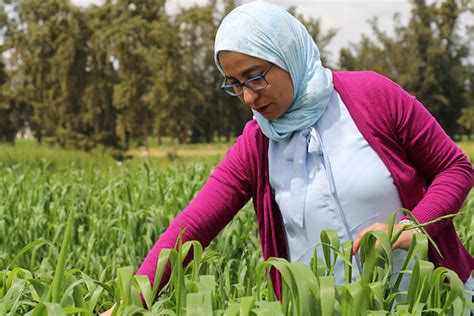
[100,306,114,316]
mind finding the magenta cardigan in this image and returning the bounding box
[137,71,474,297]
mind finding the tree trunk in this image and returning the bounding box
[35,130,43,145]
[125,130,130,150]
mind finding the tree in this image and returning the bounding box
[81,2,121,150]
[5,0,91,147]
[0,0,342,149]
[339,0,473,138]
[0,60,14,143]
[104,0,165,149]
[457,106,474,138]
[288,8,338,67]
[0,58,31,144]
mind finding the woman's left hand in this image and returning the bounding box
[352,222,415,255]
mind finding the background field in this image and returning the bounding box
[0,141,473,314]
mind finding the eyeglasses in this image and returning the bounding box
[220,64,273,97]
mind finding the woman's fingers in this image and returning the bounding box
[352,222,387,255]
[352,223,387,255]
[100,306,115,316]
[352,222,416,255]
[392,228,415,250]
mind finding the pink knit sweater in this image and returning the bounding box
[137,71,474,297]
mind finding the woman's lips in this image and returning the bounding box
[256,103,271,113]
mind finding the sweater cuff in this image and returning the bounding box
[400,206,450,237]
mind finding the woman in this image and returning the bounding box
[104,2,473,313]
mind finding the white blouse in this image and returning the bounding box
[268,89,405,284]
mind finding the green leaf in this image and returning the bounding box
[320,230,340,274]
[27,279,49,302]
[6,268,32,289]
[87,284,103,312]
[406,260,434,309]
[152,248,176,302]
[50,206,75,304]
[222,302,239,316]
[392,233,428,295]
[319,276,335,316]
[63,307,94,315]
[341,240,353,284]
[117,266,135,307]
[238,296,254,316]
[252,301,283,316]
[134,275,153,310]
[181,241,203,283]
[341,281,367,315]
[359,230,392,284]
[34,302,66,316]
[5,240,50,272]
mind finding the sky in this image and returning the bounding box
[69,0,471,66]
[260,0,413,64]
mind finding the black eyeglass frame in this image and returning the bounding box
[220,63,274,97]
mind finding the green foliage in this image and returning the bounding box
[0,155,472,314]
[339,0,473,138]
[287,7,338,66]
[457,106,474,138]
[1,0,473,147]
[0,61,15,143]
[0,0,341,150]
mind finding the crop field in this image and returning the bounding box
[0,143,473,315]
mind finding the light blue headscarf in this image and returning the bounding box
[214,2,333,141]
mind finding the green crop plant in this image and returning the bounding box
[0,156,472,315]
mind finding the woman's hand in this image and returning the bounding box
[352,222,416,255]
[100,306,115,316]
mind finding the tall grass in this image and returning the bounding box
[0,144,472,315]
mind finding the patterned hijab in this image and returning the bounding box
[214,2,333,141]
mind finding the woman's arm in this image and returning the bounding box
[352,74,472,253]
[391,86,472,236]
[136,129,253,298]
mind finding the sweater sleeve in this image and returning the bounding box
[392,82,473,236]
[135,128,253,293]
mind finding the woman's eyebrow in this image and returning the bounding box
[225,65,264,80]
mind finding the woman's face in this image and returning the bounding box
[218,51,294,120]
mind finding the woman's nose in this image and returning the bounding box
[241,86,259,106]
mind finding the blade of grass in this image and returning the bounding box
[50,205,74,304]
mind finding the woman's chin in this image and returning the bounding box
[260,112,275,120]
[264,111,283,121]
